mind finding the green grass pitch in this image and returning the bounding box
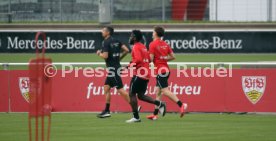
[1,53,276,63]
[1,53,276,70]
[0,113,276,141]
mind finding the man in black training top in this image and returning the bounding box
[96,26,130,118]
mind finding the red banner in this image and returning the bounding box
[0,69,276,112]
[0,71,9,112]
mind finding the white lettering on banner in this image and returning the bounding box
[6,36,241,51]
[7,36,95,50]
[177,64,233,78]
[166,36,242,50]
[66,37,95,49]
[168,82,201,95]
[86,82,201,99]
[213,37,242,50]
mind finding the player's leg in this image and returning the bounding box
[154,87,162,115]
[158,73,188,117]
[97,79,112,118]
[161,87,180,103]
[126,76,141,123]
[117,88,144,111]
[135,77,167,117]
[155,87,162,101]
[126,91,141,123]
[117,88,130,103]
[104,85,111,111]
[137,91,166,117]
[114,71,130,103]
[147,86,162,120]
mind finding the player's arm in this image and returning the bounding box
[166,46,175,61]
[166,52,176,61]
[128,47,142,68]
[97,50,108,59]
[149,43,155,62]
[120,44,129,61]
[149,54,154,62]
[97,41,109,59]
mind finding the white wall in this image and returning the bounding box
[210,0,275,21]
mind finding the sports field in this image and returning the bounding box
[1,53,276,141]
[1,53,276,70]
[1,53,276,63]
[0,113,276,141]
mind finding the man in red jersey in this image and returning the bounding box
[126,30,166,123]
[147,26,188,120]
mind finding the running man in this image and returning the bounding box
[96,26,130,118]
[126,30,166,123]
[147,26,188,120]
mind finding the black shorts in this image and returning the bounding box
[104,72,123,89]
[129,76,149,94]
[156,72,170,89]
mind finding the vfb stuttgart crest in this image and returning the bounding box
[242,76,266,104]
[19,77,30,103]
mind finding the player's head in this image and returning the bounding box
[129,30,143,45]
[153,26,165,39]
[102,26,114,38]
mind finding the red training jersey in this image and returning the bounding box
[149,38,173,74]
[128,42,150,80]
